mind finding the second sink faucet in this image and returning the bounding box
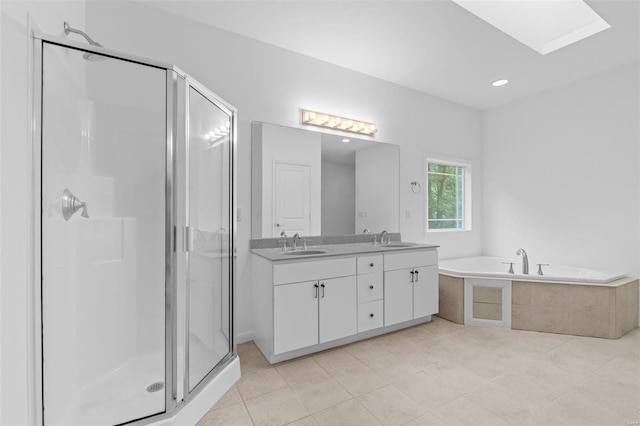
[516,248,529,274]
[379,230,391,245]
[292,233,303,250]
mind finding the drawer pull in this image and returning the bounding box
[369,262,374,267]
[369,313,374,318]
[369,285,374,289]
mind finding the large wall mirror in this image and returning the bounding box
[251,122,399,238]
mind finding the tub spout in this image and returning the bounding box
[516,248,529,274]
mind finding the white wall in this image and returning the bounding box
[482,63,640,277]
[0,2,86,424]
[85,0,482,342]
[321,160,355,235]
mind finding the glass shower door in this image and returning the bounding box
[41,43,167,425]
[186,84,233,392]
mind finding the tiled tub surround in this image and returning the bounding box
[438,274,639,339]
[252,242,440,363]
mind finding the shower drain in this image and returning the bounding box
[146,382,165,393]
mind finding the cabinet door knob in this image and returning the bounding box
[369,285,374,289]
[370,313,374,318]
[369,262,374,267]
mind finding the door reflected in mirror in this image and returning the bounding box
[252,122,399,238]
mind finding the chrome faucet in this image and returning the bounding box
[292,233,303,250]
[363,228,371,234]
[516,248,529,274]
[379,230,390,245]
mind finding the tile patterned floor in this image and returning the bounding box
[197,317,640,425]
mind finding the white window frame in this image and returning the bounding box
[425,156,472,233]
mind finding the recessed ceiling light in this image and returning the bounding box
[453,0,610,55]
[492,79,509,87]
[342,138,350,143]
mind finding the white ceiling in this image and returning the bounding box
[140,0,639,110]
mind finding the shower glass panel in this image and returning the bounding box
[187,86,232,391]
[41,43,166,425]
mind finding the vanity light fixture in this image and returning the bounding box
[301,109,377,136]
[492,79,509,87]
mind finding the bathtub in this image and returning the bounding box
[439,256,626,284]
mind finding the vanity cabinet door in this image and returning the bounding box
[319,276,357,344]
[274,280,319,354]
[384,269,414,326]
[413,265,438,318]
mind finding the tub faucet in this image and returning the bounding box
[516,248,529,274]
[379,230,390,245]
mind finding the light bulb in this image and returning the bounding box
[208,131,215,137]
[309,112,316,120]
[204,134,211,140]
[346,120,353,128]
[369,124,376,132]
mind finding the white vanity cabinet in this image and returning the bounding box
[384,250,438,326]
[273,275,357,354]
[252,246,438,364]
[255,256,358,358]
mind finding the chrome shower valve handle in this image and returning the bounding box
[60,188,89,220]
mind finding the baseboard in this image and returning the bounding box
[236,330,254,344]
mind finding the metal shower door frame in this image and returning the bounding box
[30,31,237,426]
[182,75,238,401]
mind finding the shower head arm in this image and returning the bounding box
[63,22,102,47]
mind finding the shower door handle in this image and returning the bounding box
[184,226,192,252]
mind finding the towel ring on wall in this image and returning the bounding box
[410,181,422,194]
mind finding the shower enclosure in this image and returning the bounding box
[32,28,238,425]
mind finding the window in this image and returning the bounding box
[426,160,471,231]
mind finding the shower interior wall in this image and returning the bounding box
[1,3,87,425]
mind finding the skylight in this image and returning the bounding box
[452,0,611,55]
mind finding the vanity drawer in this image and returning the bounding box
[358,300,383,332]
[357,273,383,303]
[357,255,383,274]
[274,257,356,285]
[384,249,437,271]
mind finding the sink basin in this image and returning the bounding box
[382,242,418,248]
[282,250,328,256]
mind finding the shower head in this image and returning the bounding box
[63,22,107,61]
